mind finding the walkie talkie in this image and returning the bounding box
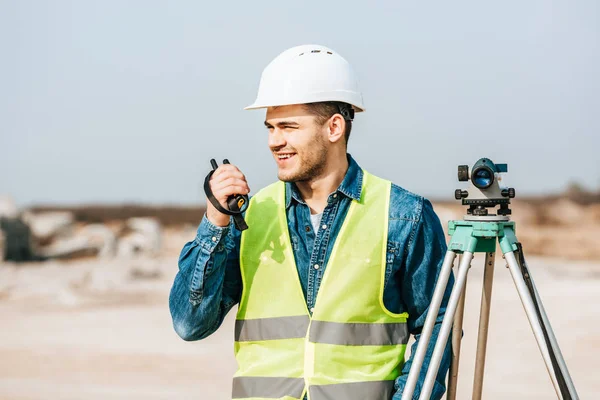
[203,159,249,231]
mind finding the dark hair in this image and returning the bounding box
[303,101,353,144]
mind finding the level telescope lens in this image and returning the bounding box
[472,167,494,189]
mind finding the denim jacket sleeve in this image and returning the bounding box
[169,214,242,341]
[393,199,455,400]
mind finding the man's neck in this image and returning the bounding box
[295,155,349,214]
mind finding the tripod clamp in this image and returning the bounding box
[203,159,249,231]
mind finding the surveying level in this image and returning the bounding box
[454,158,516,217]
[401,158,579,400]
[204,159,249,231]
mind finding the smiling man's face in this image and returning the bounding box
[265,104,329,183]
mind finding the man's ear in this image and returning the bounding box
[327,114,346,144]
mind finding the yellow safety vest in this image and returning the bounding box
[234,170,409,400]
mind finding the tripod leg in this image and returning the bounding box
[447,255,468,400]
[504,251,578,399]
[530,276,579,398]
[472,251,496,400]
[418,251,475,400]
[401,250,457,400]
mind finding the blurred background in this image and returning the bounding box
[1,1,599,399]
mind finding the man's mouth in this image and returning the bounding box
[275,153,296,163]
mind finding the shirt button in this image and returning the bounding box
[333,193,337,198]
[310,307,315,313]
[211,236,217,242]
[321,224,327,230]
[314,264,320,270]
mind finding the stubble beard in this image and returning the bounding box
[278,137,328,183]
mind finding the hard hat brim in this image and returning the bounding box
[244,102,365,113]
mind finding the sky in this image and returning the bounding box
[1,1,599,206]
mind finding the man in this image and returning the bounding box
[169,44,454,400]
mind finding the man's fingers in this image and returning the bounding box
[211,177,250,193]
[212,173,246,187]
[212,164,244,180]
[221,185,250,197]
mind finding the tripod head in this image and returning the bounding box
[454,157,516,218]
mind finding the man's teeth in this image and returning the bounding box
[278,154,294,159]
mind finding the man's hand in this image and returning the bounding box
[206,163,250,227]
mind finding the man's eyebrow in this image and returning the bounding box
[264,120,300,128]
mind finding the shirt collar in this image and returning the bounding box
[285,153,363,209]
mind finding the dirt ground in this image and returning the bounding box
[1,224,599,399]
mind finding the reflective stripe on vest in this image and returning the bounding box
[234,171,409,400]
[235,317,408,346]
[232,376,305,399]
[235,316,311,342]
[309,320,409,346]
[309,380,395,400]
[232,378,394,400]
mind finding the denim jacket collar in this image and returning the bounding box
[285,153,363,209]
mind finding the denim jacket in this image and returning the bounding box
[169,154,454,400]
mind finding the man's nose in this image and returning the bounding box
[268,129,286,149]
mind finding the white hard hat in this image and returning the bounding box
[245,44,365,112]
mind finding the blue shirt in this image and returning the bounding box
[169,154,454,400]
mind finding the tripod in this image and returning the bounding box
[400,215,579,400]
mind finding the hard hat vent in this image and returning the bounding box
[299,50,334,56]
